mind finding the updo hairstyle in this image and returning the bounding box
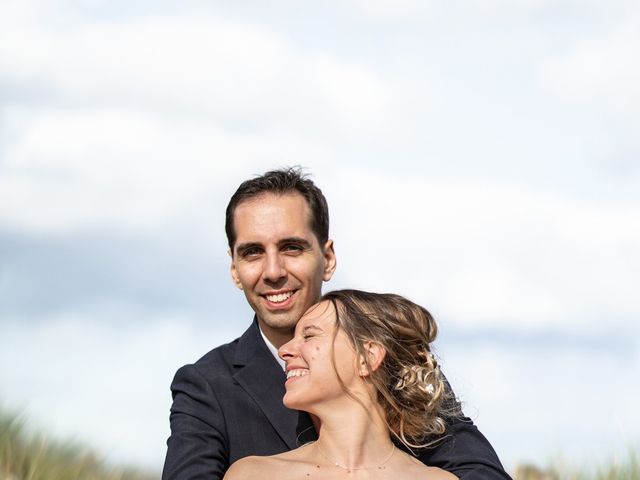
[321,289,450,448]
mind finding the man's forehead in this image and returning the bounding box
[235,191,309,213]
[233,192,315,241]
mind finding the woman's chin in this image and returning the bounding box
[282,393,300,410]
[283,392,311,411]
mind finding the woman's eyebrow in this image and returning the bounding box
[302,324,323,334]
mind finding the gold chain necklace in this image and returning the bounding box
[314,441,396,473]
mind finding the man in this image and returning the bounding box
[162,167,511,479]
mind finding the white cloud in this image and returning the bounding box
[443,339,640,470]
[540,19,640,109]
[349,0,434,21]
[0,10,391,138]
[346,0,631,24]
[330,170,640,333]
[304,54,390,134]
[0,106,336,233]
[0,314,248,469]
[0,4,394,234]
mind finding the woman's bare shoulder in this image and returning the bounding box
[398,451,458,480]
[223,456,279,480]
[224,447,314,480]
[404,463,458,480]
[422,466,458,480]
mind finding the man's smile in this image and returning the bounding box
[261,290,298,308]
[264,291,295,303]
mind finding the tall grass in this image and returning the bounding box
[0,407,157,480]
[2,403,637,480]
[514,449,640,480]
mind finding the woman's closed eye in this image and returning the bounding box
[300,324,323,342]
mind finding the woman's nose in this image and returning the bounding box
[278,337,299,362]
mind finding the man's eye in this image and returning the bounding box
[242,248,262,258]
[283,244,303,253]
[303,334,314,341]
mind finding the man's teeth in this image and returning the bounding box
[286,369,309,379]
[266,292,294,303]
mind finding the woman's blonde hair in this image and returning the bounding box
[322,289,454,449]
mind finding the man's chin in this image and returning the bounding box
[258,312,300,331]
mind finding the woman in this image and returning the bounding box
[224,289,457,479]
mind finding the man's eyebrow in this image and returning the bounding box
[278,237,312,248]
[235,242,262,255]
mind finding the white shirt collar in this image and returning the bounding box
[259,326,286,371]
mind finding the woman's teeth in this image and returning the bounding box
[286,369,309,379]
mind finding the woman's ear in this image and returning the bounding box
[358,342,386,376]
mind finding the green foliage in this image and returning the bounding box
[0,407,157,480]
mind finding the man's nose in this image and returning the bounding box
[263,252,286,283]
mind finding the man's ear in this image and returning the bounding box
[358,341,386,377]
[229,250,243,290]
[322,239,337,281]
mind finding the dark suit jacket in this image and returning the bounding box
[162,319,511,480]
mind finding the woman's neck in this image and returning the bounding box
[310,399,394,470]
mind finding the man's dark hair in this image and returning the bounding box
[225,166,330,251]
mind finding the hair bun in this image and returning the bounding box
[394,365,436,395]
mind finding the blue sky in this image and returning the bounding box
[1,0,639,473]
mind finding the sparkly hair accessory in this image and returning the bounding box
[394,365,435,395]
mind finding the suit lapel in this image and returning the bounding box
[232,320,299,450]
[296,410,318,444]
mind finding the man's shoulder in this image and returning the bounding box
[193,334,240,366]
[176,320,262,378]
